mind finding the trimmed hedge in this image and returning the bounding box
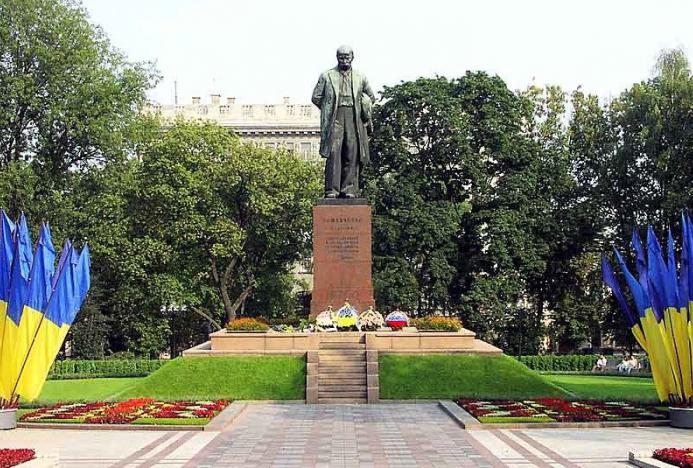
[516,355,597,372]
[49,360,167,380]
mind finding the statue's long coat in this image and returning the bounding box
[311,67,375,164]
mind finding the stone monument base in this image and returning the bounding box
[310,199,374,317]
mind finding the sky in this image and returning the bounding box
[81,0,693,106]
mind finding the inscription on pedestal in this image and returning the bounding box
[310,204,374,317]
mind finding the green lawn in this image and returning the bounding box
[544,374,658,402]
[29,377,142,405]
[120,356,305,400]
[379,354,569,400]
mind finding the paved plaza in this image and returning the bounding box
[1,403,691,467]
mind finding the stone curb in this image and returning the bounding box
[628,452,672,468]
[17,422,205,431]
[438,400,479,429]
[437,400,671,430]
[20,455,59,468]
[205,402,248,432]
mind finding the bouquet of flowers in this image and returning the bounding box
[357,306,385,331]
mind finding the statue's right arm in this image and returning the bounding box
[311,74,325,109]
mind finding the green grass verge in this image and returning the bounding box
[26,377,143,405]
[133,417,210,426]
[379,354,569,400]
[543,374,658,402]
[121,356,305,400]
[478,416,556,424]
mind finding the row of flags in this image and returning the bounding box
[602,214,693,404]
[0,211,90,402]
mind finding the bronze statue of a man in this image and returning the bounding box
[312,45,376,198]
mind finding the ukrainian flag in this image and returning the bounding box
[605,221,693,404]
[0,210,16,352]
[16,244,90,401]
[0,218,31,400]
[7,224,55,398]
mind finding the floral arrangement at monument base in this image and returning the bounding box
[357,306,385,331]
[411,316,462,332]
[0,449,35,467]
[335,303,358,328]
[315,307,337,330]
[385,310,409,330]
[225,317,269,332]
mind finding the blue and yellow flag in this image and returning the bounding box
[16,244,90,401]
[0,210,16,352]
[605,220,693,403]
[0,227,31,400]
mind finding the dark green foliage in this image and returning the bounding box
[48,359,167,379]
[517,355,597,372]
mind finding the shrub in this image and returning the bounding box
[517,355,597,372]
[226,317,269,332]
[411,316,462,332]
[48,359,166,379]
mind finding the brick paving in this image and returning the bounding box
[3,403,693,466]
[186,403,500,467]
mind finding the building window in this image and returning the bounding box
[287,105,295,116]
[301,106,312,117]
[285,141,295,152]
[264,142,277,149]
[300,142,311,159]
[242,105,253,117]
[265,105,275,116]
[219,105,229,114]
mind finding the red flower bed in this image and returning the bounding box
[20,399,229,424]
[653,448,693,468]
[0,449,35,468]
[457,398,666,423]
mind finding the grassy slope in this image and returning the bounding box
[29,377,142,405]
[379,354,569,400]
[544,374,658,402]
[120,356,305,400]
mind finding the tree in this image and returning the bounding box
[138,120,320,325]
[0,0,158,177]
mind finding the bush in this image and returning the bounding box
[411,316,462,332]
[226,317,269,332]
[49,359,167,379]
[516,355,597,372]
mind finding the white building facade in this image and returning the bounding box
[147,95,321,161]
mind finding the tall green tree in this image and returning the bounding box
[0,0,158,177]
[138,120,321,325]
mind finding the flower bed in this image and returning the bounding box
[20,398,228,425]
[0,449,35,468]
[653,448,693,467]
[457,398,666,423]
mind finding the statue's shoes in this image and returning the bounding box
[343,193,356,199]
[325,192,338,198]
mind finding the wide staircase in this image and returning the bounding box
[317,334,368,404]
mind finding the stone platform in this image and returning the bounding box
[182,329,502,356]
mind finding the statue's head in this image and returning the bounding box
[336,45,354,71]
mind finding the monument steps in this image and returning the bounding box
[318,373,366,381]
[318,397,368,404]
[319,342,365,349]
[318,390,367,398]
[316,339,369,404]
[317,348,366,355]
